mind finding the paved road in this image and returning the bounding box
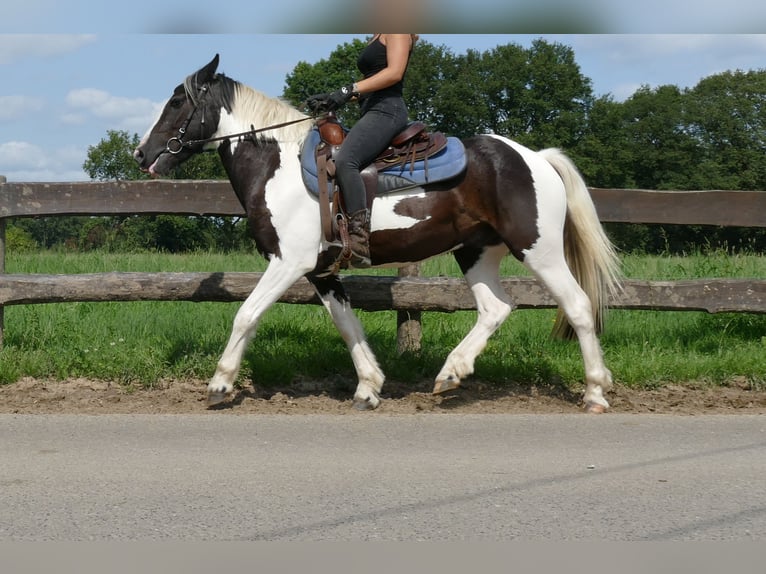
[1,413,765,541]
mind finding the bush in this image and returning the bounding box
[5,224,38,251]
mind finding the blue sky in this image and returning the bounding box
[2,33,766,181]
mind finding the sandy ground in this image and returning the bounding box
[2,376,765,415]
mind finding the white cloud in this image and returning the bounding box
[0,34,96,64]
[2,167,89,182]
[578,34,766,64]
[0,141,88,181]
[0,141,46,170]
[568,34,766,100]
[0,95,45,121]
[65,88,163,132]
[60,113,86,125]
[65,88,111,109]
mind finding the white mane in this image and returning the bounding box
[230,83,312,143]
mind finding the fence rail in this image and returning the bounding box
[0,273,762,314]
[1,177,765,348]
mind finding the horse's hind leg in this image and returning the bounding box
[309,274,385,410]
[434,244,513,394]
[523,246,613,412]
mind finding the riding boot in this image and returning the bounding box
[346,209,371,268]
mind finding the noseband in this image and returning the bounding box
[165,81,320,154]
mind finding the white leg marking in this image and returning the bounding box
[435,245,512,393]
[524,245,613,411]
[207,258,310,405]
[316,288,385,409]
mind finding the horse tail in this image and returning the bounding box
[538,148,622,340]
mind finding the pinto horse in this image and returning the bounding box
[134,54,621,412]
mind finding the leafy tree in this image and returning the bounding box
[403,41,469,134]
[284,37,593,146]
[83,129,226,182]
[509,39,593,150]
[83,130,147,181]
[574,95,634,187]
[408,47,489,138]
[173,151,228,180]
[618,84,702,191]
[5,225,38,251]
[686,70,766,191]
[283,38,369,126]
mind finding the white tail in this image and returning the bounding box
[538,148,622,339]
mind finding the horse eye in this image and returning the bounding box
[169,98,184,109]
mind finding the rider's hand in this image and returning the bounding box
[306,84,358,113]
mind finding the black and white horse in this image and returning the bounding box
[134,55,621,412]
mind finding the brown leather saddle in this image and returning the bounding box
[314,112,448,245]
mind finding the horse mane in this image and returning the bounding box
[185,71,310,143]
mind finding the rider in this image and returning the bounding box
[307,34,417,267]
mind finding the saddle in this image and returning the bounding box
[313,113,449,245]
[316,113,448,175]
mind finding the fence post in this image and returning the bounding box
[396,263,422,354]
[0,175,6,348]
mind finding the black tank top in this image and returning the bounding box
[357,36,408,98]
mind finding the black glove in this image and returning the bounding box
[306,84,358,114]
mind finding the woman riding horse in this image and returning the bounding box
[306,34,418,268]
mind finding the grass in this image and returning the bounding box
[1,249,764,392]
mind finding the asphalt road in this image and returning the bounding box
[1,413,765,541]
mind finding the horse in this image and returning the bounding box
[133,54,621,413]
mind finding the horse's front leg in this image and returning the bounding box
[309,273,385,410]
[207,259,310,406]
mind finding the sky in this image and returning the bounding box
[2,2,766,182]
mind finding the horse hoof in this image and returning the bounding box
[352,397,378,411]
[207,391,229,408]
[584,401,607,414]
[432,378,461,395]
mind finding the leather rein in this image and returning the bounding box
[165,81,321,155]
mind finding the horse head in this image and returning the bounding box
[133,54,226,177]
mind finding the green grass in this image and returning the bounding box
[1,250,764,391]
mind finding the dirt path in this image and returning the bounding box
[2,377,765,415]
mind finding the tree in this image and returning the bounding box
[686,70,766,192]
[574,95,635,188]
[403,41,468,134]
[83,129,227,182]
[283,38,369,126]
[505,39,593,150]
[283,38,593,146]
[83,130,147,181]
[620,85,703,191]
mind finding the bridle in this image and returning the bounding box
[165,82,210,154]
[165,80,320,155]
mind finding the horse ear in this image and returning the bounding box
[197,54,220,83]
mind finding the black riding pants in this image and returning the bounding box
[334,94,409,214]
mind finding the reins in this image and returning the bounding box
[166,112,322,155]
[165,77,325,154]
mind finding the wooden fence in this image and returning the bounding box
[1,176,765,348]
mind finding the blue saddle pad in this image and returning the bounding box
[300,128,467,197]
